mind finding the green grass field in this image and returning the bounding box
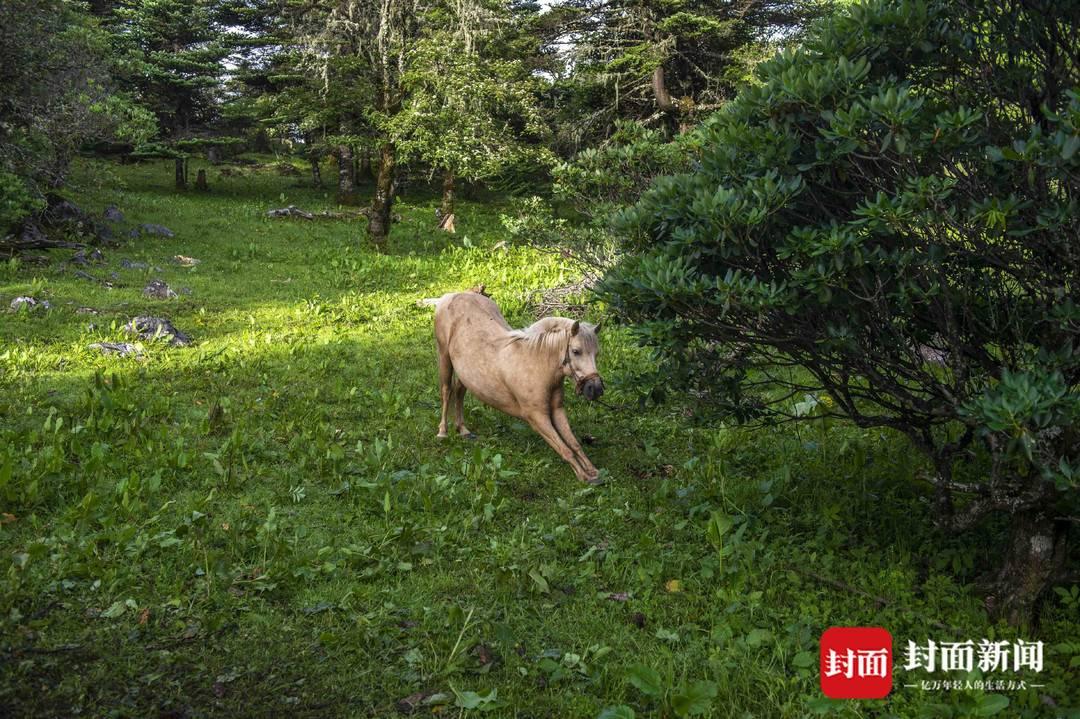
[1,157,1077,718]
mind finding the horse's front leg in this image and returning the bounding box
[550,389,599,481]
[525,411,597,484]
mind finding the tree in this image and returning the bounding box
[105,0,232,188]
[1,0,154,236]
[296,0,423,247]
[598,0,1080,626]
[390,25,553,224]
[549,0,821,149]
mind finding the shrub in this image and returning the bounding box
[599,0,1080,625]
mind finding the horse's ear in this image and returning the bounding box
[592,322,602,334]
[570,320,580,336]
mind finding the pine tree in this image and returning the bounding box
[106,0,232,188]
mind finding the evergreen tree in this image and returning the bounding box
[550,0,821,148]
[106,0,233,188]
[389,2,553,223]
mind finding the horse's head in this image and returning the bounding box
[565,320,604,401]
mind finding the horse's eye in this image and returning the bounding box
[572,349,582,356]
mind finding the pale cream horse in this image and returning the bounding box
[431,290,605,483]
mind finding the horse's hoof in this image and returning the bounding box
[581,468,606,485]
[437,432,449,439]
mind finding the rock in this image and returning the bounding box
[123,259,163,272]
[76,307,99,314]
[124,316,192,346]
[10,296,51,312]
[71,269,114,288]
[143,279,178,299]
[103,205,125,223]
[42,194,113,243]
[89,342,142,358]
[130,223,175,238]
[19,222,49,247]
[172,255,200,267]
[70,248,106,265]
[43,194,88,224]
[267,206,314,220]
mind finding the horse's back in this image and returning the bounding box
[434,292,512,349]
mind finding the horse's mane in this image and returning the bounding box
[510,317,596,358]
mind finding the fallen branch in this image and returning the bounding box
[267,206,370,220]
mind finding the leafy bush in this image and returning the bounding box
[0,0,155,234]
[599,0,1080,625]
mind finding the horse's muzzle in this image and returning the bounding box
[577,374,604,401]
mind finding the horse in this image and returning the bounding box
[430,290,605,484]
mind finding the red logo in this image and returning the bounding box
[820,627,893,699]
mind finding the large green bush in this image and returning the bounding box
[0,0,154,236]
[599,0,1079,625]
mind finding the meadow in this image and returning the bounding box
[1,157,1076,718]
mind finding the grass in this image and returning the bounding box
[1,156,1077,718]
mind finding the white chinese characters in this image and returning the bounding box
[903,639,1043,673]
[824,648,890,679]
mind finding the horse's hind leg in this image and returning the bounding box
[437,346,452,439]
[451,377,475,439]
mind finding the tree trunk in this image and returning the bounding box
[652,64,687,133]
[195,169,208,191]
[988,505,1069,627]
[441,169,455,218]
[652,65,673,113]
[253,129,271,153]
[175,158,186,190]
[311,156,323,188]
[368,142,396,249]
[337,145,357,205]
[360,147,373,179]
[207,146,220,165]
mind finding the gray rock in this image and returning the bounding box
[119,258,161,271]
[124,316,192,346]
[43,195,87,224]
[10,296,51,312]
[76,307,99,314]
[103,205,124,223]
[268,206,314,219]
[89,342,142,358]
[143,279,178,299]
[172,255,200,267]
[70,248,106,265]
[71,269,114,288]
[134,223,175,238]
